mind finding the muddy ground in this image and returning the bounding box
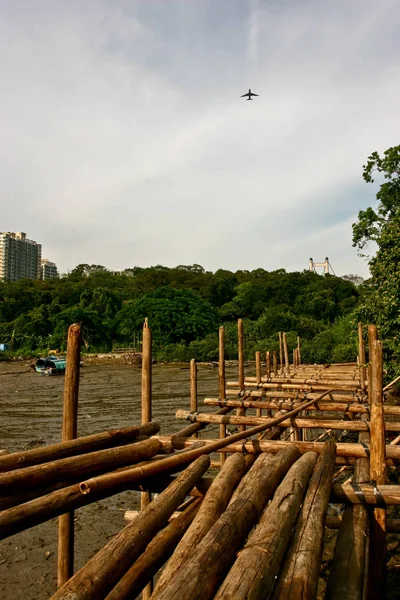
[1,361,400,599]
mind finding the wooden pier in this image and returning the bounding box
[0,319,398,599]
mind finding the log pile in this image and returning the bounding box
[1,319,399,600]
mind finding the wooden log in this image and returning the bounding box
[283,332,290,373]
[265,351,271,378]
[175,410,400,432]
[0,423,160,473]
[331,483,400,505]
[272,440,336,600]
[0,438,164,495]
[171,406,232,440]
[255,351,262,418]
[325,447,369,599]
[219,326,226,465]
[243,376,360,387]
[152,446,301,600]
[225,389,363,402]
[273,351,278,376]
[58,322,81,587]
[228,381,359,392]
[326,517,400,534]
[105,499,203,600]
[205,397,400,416]
[152,453,248,599]
[49,456,211,600]
[368,338,386,600]
[358,322,366,391]
[214,452,318,600]
[156,435,400,463]
[141,318,153,599]
[297,336,301,364]
[279,331,284,374]
[237,319,245,431]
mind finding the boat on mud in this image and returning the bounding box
[35,356,66,376]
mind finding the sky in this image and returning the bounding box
[0,0,399,278]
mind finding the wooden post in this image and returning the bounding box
[358,322,366,391]
[265,351,271,378]
[279,332,284,375]
[297,336,301,365]
[273,351,278,376]
[190,359,198,440]
[367,338,386,600]
[219,326,226,465]
[58,323,81,587]
[141,318,152,600]
[255,351,262,418]
[237,319,245,431]
[283,332,290,374]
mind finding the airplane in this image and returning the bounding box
[241,88,259,100]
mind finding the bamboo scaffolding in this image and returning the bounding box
[58,323,81,587]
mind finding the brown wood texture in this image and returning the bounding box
[151,446,301,600]
[283,332,290,373]
[105,499,202,600]
[58,322,81,587]
[49,456,211,600]
[215,452,317,600]
[152,453,247,599]
[219,326,226,464]
[272,440,336,600]
[0,423,159,473]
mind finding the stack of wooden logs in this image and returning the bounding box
[0,320,399,599]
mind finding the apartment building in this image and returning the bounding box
[0,232,42,281]
[41,258,59,280]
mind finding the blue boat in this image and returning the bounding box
[35,356,66,376]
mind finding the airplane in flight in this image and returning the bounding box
[241,88,259,100]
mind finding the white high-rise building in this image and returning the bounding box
[0,232,42,282]
[41,259,59,280]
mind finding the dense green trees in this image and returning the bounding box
[0,262,360,363]
[352,145,400,371]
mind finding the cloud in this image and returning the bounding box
[0,0,399,277]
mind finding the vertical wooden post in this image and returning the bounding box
[367,325,378,406]
[273,351,278,376]
[367,338,386,600]
[58,323,81,587]
[265,351,271,378]
[297,336,301,365]
[283,332,289,375]
[190,359,198,439]
[293,350,296,370]
[141,318,153,600]
[358,322,366,391]
[255,351,262,417]
[279,332,284,375]
[219,326,226,465]
[237,319,245,431]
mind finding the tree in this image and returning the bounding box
[352,145,400,372]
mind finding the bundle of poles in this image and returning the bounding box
[0,319,398,600]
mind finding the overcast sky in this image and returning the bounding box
[1,0,399,277]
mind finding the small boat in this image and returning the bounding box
[35,356,66,376]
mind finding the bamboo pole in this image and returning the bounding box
[283,332,289,374]
[219,326,226,465]
[237,319,245,431]
[0,423,160,473]
[273,351,278,376]
[58,323,81,587]
[152,453,247,599]
[214,452,317,599]
[105,499,203,600]
[272,440,336,599]
[367,338,386,600]
[50,456,211,600]
[152,447,301,600]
